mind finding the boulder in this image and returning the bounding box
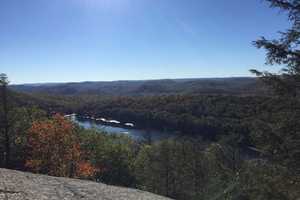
[0,168,171,200]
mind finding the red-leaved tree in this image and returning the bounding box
[25,114,95,178]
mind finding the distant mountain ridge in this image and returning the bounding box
[10,77,263,96]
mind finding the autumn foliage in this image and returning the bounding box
[25,114,95,178]
[76,161,96,178]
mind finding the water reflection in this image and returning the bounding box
[72,115,176,141]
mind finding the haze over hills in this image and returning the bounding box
[10,77,263,96]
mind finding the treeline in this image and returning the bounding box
[11,92,268,140]
[76,95,265,139]
[10,77,263,96]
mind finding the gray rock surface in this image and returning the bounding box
[0,168,171,200]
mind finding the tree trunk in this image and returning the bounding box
[1,84,10,168]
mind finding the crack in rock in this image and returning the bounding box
[0,190,21,194]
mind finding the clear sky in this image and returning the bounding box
[0,0,290,84]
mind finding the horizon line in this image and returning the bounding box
[10,75,256,86]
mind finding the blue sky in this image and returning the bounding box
[0,0,290,84]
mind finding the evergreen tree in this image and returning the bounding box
[251,0,300,97]
[248,1,300,198]
[0,73,10,167]
[251,0,300,172]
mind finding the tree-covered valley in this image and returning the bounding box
[1,0,300,199]
[1,75,299,199]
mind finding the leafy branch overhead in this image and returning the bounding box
[252,0,300,96]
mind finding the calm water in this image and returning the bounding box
[72,116,176,141]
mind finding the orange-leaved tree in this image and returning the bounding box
[25,114,95,178]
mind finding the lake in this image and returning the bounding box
[68,114,177,141]
[68,114,259,158]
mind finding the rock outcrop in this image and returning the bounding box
[0,168,171,200]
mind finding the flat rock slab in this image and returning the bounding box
[0,168,171,200]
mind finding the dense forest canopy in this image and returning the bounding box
[4,88,269,140]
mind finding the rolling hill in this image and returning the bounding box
[10,77,264,96]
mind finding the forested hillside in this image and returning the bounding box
[10,77,264,96]
[2,77,300,199]
[4,89,267,139]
